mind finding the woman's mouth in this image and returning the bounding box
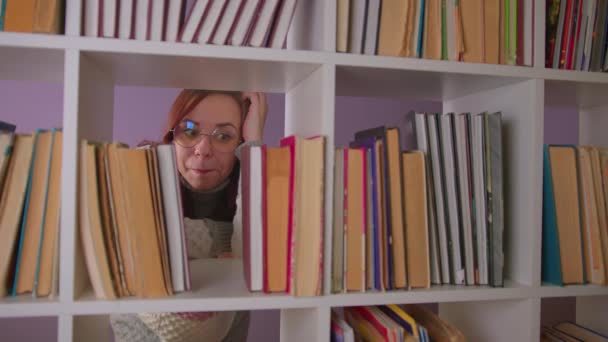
[190,168,214,175]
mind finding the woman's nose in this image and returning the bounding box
[193,135,213,157]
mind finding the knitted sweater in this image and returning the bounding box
[110,178,248,342]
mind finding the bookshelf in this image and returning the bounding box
[1,0,607,341]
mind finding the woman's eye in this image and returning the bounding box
[183,129,198,137]
[216,133,232,141]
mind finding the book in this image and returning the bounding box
[241,144,265,292]
[0,135,34,297]
[542,145,585,285]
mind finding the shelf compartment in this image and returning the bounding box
[0,296,61,318]
[72,259,324,315]
[538,284,608,298]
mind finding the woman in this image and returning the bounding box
[110,89,268,342]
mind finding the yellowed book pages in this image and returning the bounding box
[346,148,365,292]
[107,143,137,296]
[118,148,168,298]
[600,149,608,278]
[590,147,608,283]
[147,149,173,296]
[403,151,430,288]
[377,0,409,56]
[4,0,36,32]
[375,140,388,290]
[33,0,64,33]
[36,131,63,297]
[293,137,325,297]
[577,147,605,285]
[402,0,417,57]
[484,0,500,64]
[549,146,584,284]
[344,309,386,341]
[387,128,407,288]
[423,0,442,59]
[266,147,290,292]
[460,0,484,62]
[0,135,34,297]
[16,131,53,294]
[337,0,350,52]
[95,144,125,297]
[79,142,117,299]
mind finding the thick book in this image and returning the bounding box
[542,145,585,285]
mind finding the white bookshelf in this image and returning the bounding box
[1,0,608,341]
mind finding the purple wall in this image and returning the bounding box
[0,80,578,340]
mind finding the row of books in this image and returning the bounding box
[337,0,533,66]
[78,141,191,299]
[81,0,298,49]
[0,0,64,34]
[541,322,608,341]
[0,125,62,298]
[240,135,326,296]
[542,144,608,286]
[332,304,465,342]
[332,113,504,293]
[546,0,608,71]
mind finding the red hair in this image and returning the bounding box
[162,89,248,143]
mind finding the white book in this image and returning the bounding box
[439,113,465,285]
[102,0,117,37]
[472,114,488,285]
[135,0,150,40]
[228,0,262,46]
[248,146,264,291]
[454,114,475,285]
[268,0,298,49]
[118,0,134,39]
[211,0,245,45]
[149,0,167,41]
[247,0,280,47]
[156,145,187,292]
[348,0,367,54]
[364,0,381,55]
[427,113,451,284]
[415,113,441,285]
[165,0,185,42]
[84,0,99,37]
[582,0,597,71]
[523,0,533,66]
[196,0,229,44]
[179,0,212,43]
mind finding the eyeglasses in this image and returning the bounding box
[171,120,240,153]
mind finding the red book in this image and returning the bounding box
[279,135,296,294]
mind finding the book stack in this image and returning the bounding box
[546,0,608,71]
[542,144,608,286]
[239,135,326,297]
[331,304,466,342]
[78,141,191,299]
[82,0,299,49]
[0,124,63,298]
[332,112,505,293]
[0,0,64,34]
[541,321,608,341]
[337,0,533,66]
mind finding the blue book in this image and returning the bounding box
[0,0,6,31]
[0,121,16,132]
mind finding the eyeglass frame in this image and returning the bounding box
[169,123,242,153]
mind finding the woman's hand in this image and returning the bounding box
[241,92,268,142]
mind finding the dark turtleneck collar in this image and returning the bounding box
[180,176,233,222]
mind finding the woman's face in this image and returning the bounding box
[174,94,242,191]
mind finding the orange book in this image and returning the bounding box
[4,0,36,32]
[265,147,291,293]
[345,148,366,292]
